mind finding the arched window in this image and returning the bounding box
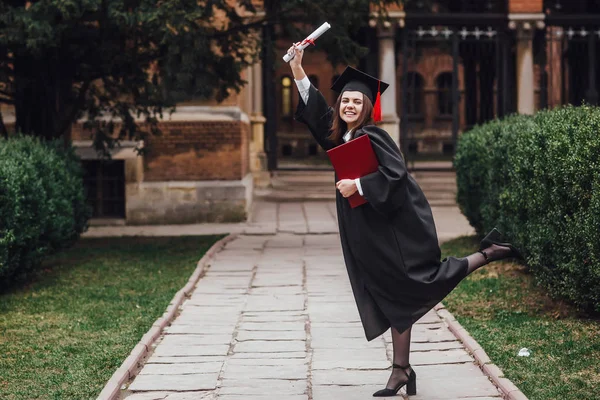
[281,76,293,117]
[309,75,319,90]
[436,72,453,116]
[403,72,425,117]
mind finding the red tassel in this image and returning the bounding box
[372,80,382,122]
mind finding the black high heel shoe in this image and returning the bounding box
[478,228,523,263]
[373,363,417,397]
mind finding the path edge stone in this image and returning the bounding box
[96,233,238,400]
[434,303,529,400]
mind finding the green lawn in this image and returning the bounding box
[442,236,600,400]
[0,235,223,400]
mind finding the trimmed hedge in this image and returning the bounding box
[455,105,600,312]
[0,136,90,285]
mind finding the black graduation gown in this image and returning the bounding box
[295,85,469,341]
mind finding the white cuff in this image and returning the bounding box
[355,178,364,196]
[295,76,311,104]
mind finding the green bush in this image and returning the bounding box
[455,105,600,312]
[0,136,91,285]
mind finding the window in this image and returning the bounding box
[403,72,425,117]
[82,160,126,218]
[281,76,293,117]
[436,72,453,116]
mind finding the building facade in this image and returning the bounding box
[273,0,600,168]
[3,0,599,225]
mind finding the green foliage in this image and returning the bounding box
[0,0,402,152]
[454,105,600,312]
[0,135,91,285]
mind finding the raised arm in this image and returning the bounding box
[287,46,335,151]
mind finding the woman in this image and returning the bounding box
[287,46,521,397]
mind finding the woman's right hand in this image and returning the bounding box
[288,44,304,70]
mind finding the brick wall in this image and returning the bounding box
[71,119,249,182]
[509,0,543,13]
[143,120,249,181]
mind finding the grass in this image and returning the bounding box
[441,236,600,400]
[0,235,223,400]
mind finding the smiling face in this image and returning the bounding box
[339,91,364,130]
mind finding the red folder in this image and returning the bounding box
[327,134,379,208]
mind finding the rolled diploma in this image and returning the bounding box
[283,22,331,62]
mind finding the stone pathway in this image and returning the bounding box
[84,201,473,243]
[120,233,502,400]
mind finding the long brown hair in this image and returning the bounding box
[328,93,374,144]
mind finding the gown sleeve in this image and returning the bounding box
[358,125,409,216]
[294,84,335,151]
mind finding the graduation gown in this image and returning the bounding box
[295,85,469,341]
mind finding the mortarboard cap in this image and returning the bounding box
[331,66,389,122]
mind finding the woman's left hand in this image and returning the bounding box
[336,179,358,198]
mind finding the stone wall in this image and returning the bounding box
[69,106,253,224]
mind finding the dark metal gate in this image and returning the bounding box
[538,19,600,109]
[399,21,514,165]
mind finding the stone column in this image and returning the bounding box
[509,15,545,115]
[249,61,270,188]
[377,24,400,146]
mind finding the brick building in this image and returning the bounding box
[3,0,599,225]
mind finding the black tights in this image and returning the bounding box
[384,245,509,389]
[386,327,413,389]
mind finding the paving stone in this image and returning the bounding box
[414,310,442,324]
[241,314,305,323]
[192,288,248,295]
[312,349,389,364]
[310,337,384,349]
[410,363,486,379]
[128,373,219,391]
[151,344,230,357]
[124,392,174,400]
[226,358,307,366]
[139,362,223,375]
[243,310,305,316]
[146,356,226,364]
[172,314,240,326]
[409,340,463,351]
[230,351,306,359]
[238,321,305,331]
[410,349,474,365]
[236,330,306,341]
[221,364,307,380]
[250,286,304,295]
[312,385,386,400]
[165,325,237,335]
[311,359,390,370]
[244,295,305,311]
[309,327,366,339]
[410,328,458,343]
[119,218,515,400]
[233,340,306,353]
[217,396,307,400]
[409,376,502,399]
[217,380,307,395]
[264,234,305,248]
[159,335,233,346]
[125,392,217,400]
[312,369,386,385]
[252,273,304,287]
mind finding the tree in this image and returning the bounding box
[0,0,402,152]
